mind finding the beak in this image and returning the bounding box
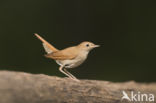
[93,45,100,48]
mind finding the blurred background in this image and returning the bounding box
[0,0,156,82]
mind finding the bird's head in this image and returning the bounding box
[78,41,100,52]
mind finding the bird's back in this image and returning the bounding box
[45,46,79,60]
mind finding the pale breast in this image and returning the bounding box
[56,51,88,68]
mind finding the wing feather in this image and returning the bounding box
[45,47,78,60]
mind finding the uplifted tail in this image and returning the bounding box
[34,33,59,54]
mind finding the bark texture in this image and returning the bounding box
[0,71,155,103]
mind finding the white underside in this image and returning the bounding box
[56,57,86,68]
[56,51,88,68]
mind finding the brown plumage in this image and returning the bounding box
[34,33,100,81]
[45,46,79,60]
[35,33,79,60]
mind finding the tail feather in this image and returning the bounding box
[34,33,59,53]
[43,43,53,54]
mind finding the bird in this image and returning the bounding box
[34,33,100,81]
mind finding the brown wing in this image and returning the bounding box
[34,33,59,53]
[45,46,78,60]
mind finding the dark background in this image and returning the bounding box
[0,0,156,82]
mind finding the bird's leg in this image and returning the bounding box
[59,66,79,81]
[59,66,72,79]
[64,68,79,81]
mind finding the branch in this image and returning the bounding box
[0,71,155,103]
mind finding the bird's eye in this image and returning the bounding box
[86,44,89,47]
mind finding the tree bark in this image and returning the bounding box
[0,71,155,103]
